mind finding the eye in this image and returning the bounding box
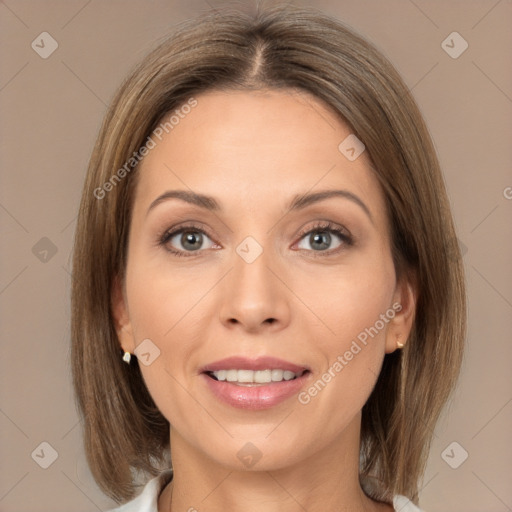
[295,221,353,255]
[159,223,217,257]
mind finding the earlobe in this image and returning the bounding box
[111,275,135,353]
[385,276,417,354]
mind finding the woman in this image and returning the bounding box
[71,5,466,512]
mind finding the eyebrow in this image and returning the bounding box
[147,190,220,215]
[288,190,372,221]
[146,189,372,221]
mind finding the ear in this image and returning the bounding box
[385,273,417,354]
[111,274,135,354]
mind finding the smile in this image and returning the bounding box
[207,368,306,385]
[200,356,311,409]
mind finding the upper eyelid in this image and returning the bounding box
[296,220,350,237]
[162,221,347,238]
[160,222,214,242]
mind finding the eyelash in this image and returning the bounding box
[296,221,353,258]
[157,222,214,258]
[157,221,353,258]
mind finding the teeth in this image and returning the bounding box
[255,369,272,383]
[211,369,303,383]
[271,369,283,381]
[226,370,237,382]
[215,370,227,381]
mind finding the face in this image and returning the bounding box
[112,88,415,471]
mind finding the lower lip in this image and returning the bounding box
[201,372,310,410]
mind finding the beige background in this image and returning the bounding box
[0,0,511,511]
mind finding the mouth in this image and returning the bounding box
[204,368,309,386]
[200,356,311,409]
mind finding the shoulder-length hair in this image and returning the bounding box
[71,4,466,505]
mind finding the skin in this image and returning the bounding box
[112,88,416,512]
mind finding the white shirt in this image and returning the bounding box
[106,469,425,512]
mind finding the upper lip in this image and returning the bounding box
[200,356,309,374]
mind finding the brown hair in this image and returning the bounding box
[71,4,466,505]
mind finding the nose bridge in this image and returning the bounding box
[234,239,273,295]
[219,235,290,329]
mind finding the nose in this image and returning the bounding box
[219,242,291,333]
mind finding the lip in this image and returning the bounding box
[200,356,311,410]
[200,356,309,374]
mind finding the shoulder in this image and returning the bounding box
[105,469,173,512]
[393,495,425,512]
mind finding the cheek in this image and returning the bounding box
[125,252,206,339]
[123,260,209,420]
[298,254,396,350]
[297,254,396,405]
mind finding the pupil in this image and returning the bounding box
[311,231,330,250]
[182,231,202,251]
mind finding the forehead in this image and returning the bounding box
[133,88,386,221]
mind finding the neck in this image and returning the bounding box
[158,412,393,512]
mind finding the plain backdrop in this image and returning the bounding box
[0,1,511,511]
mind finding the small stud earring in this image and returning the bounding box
[396,335,404,349]
[122,351,132,364]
